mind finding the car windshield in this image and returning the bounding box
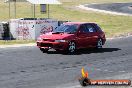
[53,24,78,33]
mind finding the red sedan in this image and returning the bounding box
[37,22,106,54]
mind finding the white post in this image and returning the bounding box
[9,0,10,18]
[14,0,16,18]
[48,4,49,18]
[34,4,35,19]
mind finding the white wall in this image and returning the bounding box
[10,19,58,40]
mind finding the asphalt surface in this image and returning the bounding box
[85,3,132,14]
[0,36,132,88]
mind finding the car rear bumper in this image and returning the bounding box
[37,41,69,50]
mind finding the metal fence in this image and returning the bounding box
[0,0,50,21]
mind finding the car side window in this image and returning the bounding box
[79,24,89,33]
[85,24,96,33]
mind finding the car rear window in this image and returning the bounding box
[95,24,103,32]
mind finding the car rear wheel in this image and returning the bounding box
[40,48,49,53]
[68,41,76,54]
[96,39,103,49]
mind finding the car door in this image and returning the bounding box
[77,24,90,48]
[85,23,99,46]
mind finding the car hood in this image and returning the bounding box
[40,32,75,40]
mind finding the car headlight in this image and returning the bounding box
[55,39,67,42]
[37,37,43,41]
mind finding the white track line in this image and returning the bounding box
[77,5,132,16]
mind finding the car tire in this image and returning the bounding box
[40,48,49,53]
[55,49,61,52]
[67,41,76,54]
[96,38,103,49]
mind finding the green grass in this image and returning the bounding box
[0,0,132,44]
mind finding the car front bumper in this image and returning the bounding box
[37,41,69,50]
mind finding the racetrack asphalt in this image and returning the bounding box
[78,3,132,16]
[0,36,132,88]
[86,3,132,14]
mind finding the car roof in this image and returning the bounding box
[63,22,96,25]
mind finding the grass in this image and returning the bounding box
[0,0,132,45]
[0,40,35,45]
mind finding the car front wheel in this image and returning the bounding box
[68,41,76,54]
[40,48,49,53]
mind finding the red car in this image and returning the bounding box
[37,22,106,53]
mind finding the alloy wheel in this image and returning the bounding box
[97,39,103,49]
[68,41,76,53]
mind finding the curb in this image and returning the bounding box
[0,43,36,48]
